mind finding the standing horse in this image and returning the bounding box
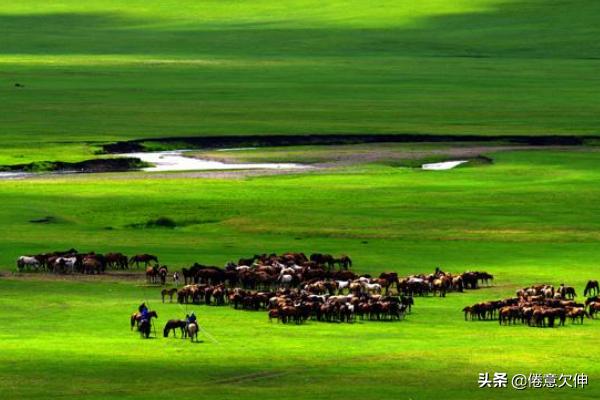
[17,256,40,272]
[146,266,158,284]
[186,322,198,342]
[105,252,129,269]
[161,288,178,303]
[158,266,168,285]
[138,319,152,338]
[130,311,158,329]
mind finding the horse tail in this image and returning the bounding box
[163,326,170,337]
[130,314,136,330]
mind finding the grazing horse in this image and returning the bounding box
[186,322,199,342]
[54,256,77,274]
[584,280,599,297]
[130,310,158,329]
[163,319,187,337]
[17,256,40,272]
[129,254,158,269]
[335,255,352,270]
[161,288,178,303]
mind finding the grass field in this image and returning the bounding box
[1,149,600,399]
[2,1,600,398]
[2,0,600,162]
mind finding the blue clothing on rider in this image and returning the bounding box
[187,312,197,324]
[141,308,149,320]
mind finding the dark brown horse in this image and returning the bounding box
[129,254,159,269]
[105,252,128,269]
[163,319,186,337]
[335,255,352,270]
[158,266,168,285]
[161,288,178,303]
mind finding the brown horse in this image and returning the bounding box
[105,252,128,269]
[130,254,159,269]
[130,310,158,329]
[158,266,168,285]
[146,266,159,284]
[161,288,178,303]
[163,319,187,337]
[83,257,102,274]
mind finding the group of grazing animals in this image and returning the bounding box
[162,320,199,342]
[17,249,160,274]
[146,265,169,285]
[463,281,599,328]
[166,252,491,325]
[395,269,493,297]
[267,290,413,324]
[180,252,355,290]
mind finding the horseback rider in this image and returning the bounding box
[139,302,149,322]
[186,312,197,329]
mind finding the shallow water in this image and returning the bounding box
[0,171,32,179]
[119,150,308,172]
[421,160,468,170]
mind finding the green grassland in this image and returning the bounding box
[1,0,600,161]
[1,149,600,399]
[2,1,600,398]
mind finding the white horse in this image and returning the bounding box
[278,274,293,286]
[291,264,304,272]
[279,267,295,276]
[363,282,382,294]
[17,256,40,271]
[336,280,350,294]
[54,256,77,273]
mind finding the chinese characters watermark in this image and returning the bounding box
[478,372,588,390]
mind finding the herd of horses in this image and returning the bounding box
[160,252,493,325]
[16,249,158,274]
[25,248,600,335]
[463,281,600,328]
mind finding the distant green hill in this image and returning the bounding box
[1,0,599,145]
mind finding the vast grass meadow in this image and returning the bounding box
[2,0,600,163]
[2,0,600,399]
[1,149,600,399]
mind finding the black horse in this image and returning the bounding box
[138,319,152,338]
